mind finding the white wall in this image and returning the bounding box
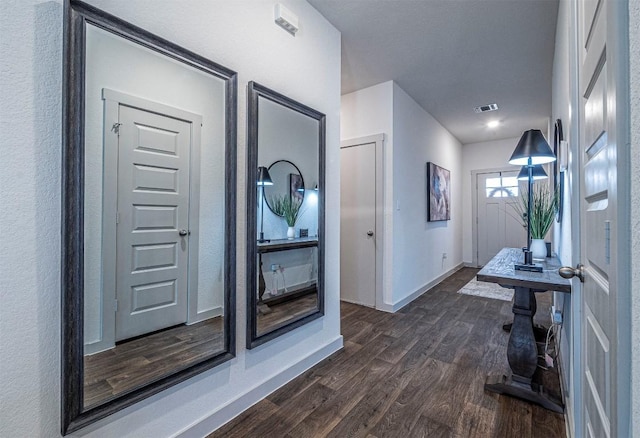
[340,81,463,309]
[550,0,574,428]
[340,82,395,305]
[391,83,462,306]
[629,1,640,435]
[0,1,342,437]
[460,136,520,264]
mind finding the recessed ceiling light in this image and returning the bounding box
[487,120,500,128]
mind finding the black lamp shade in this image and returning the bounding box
[257,166,273,186]
[517,165,548,180]
[509,129,556,165]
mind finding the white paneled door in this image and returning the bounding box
[476,170,525,266]
[115,105,192,341]
[573,0,626,436]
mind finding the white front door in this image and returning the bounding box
[340,141,377,308]
[574,0,626,436]
[115,104,192,341]
[476,170,525,266]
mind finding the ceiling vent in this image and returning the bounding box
[474,103,499,113]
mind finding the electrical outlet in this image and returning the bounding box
[270,264,280,272]
[551,305,563,325]
[442,252,447,259]
[553,311,563,325]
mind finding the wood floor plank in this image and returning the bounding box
[368,358,448,437]
[247,382,335,437]
[286,359,395,438]
[324,344,432,438]
[493,398,533,438]
[208,399,279,438]
[317,334,395,390]
[409,414,453,438]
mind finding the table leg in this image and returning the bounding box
[257,254,271,314]
[485,286,563,413]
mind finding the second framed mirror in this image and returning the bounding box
[246,81,325,348]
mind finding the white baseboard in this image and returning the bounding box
[176,336,344,438]
[557,348,574,438]
[384,262,464,313]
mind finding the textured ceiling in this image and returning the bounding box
[307,0,559,144]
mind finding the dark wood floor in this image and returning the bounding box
[258,293,318,335]
[210,267,565,438]
[84,317,224,409]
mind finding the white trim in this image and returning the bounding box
[376,262,464,313]
[186,306,223,325]
[340,134,385,310]
[175,336,344,438]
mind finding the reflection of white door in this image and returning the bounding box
[340,140,377,308]
[476,170,525,266]
[115,105,192,341]
[573,0,626,436]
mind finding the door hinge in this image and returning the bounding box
[116,212,120,224]
[111,122,122,135]
[114,299,118,312]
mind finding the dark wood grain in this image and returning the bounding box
[257,293,318,335]
[209,267,565,437]
[83,318,224,408]
[479,248,569,413]
[477,247,571,293]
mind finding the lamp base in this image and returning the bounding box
[258,232,270,243]
[514,263,543,273]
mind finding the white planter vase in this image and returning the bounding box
[530,239,547,260]
[287,226,295,239]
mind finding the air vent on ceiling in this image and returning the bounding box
[474,103,499,113]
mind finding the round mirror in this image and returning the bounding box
[263,160,305,216]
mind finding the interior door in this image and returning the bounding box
[476,170,524,266]
[340,142,376,307]
[115,104,192,341]
[576,0,620,435]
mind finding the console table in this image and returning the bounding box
[257,237,318,306]
[477,247,571,413]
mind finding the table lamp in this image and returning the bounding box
[257,166,273,243]
[509,129,556,271]
[517,164,548,181]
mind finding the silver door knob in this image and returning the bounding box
[366,230,374,237]
[179,229,190,236]
[559,264,584,282]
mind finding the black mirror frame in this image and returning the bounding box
[246,81,325,349]
[61,1,237,434]
[554,119,564,223]
[263,159,306,216]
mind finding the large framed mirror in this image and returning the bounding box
[62,1,237,433]
[246,81,325,349]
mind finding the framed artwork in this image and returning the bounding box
[427,162,451,221]
[289,173,304,202]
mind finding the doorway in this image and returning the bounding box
[99,89,203,349]
[340,134,384,308]
[473,168,525,267]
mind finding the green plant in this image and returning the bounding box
[269,195,304,227]
[511,184,559,239]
